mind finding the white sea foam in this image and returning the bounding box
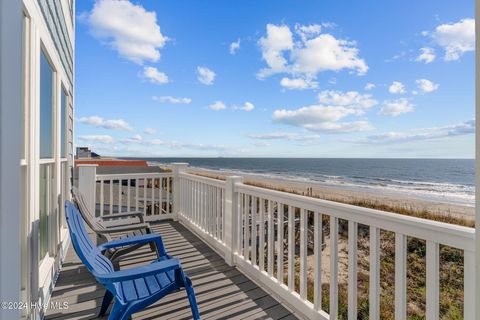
[149,161,474,207]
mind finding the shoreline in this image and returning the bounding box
[185,167,475,222]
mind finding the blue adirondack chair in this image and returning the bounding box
[65,200,200,320]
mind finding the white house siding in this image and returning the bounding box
[1,1,74,319]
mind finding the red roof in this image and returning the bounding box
[75,159,148,167]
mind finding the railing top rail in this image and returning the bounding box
[179,172,226,188]
[96,172,173,180]
[235,183,475,251]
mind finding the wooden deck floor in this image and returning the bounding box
[45,221,299,320]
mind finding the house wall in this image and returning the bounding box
[0,1,75,319]
[0,1,23,319]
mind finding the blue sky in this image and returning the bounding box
[75,0,475,158]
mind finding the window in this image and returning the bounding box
[39,49,55,262]
[61,88,67,158]
[39,164,53,260]
[40,50,53,159]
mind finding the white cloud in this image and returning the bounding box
[389,81,406,94]
[143,128,156,135]
[427,18,475,61]
[142,66,169,85]
[415,79,439,93]
[122,135,164,145]
[291,35,368,76]
[249,132,320,141]
[197,66,216,85]
[253,141,271,147]
[209,101,226,111]
[229,39,241,55]
[258,24,368,83]
[86,0,167,64]
[271,89,377,133]
[415,47,436,64]
[78,116,133,131]
[379,98,414,116]
[294,23,322,41]
[78,135,114,144]
[240,102,255,111]
[272,105,373,133]
[258,24,293,76]
[317,90,377,111]
[359,120,475,144]
[364,83,375,90]
[280,77,318,90]
[152,96,192,104]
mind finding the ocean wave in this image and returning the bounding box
[150,162,475,206]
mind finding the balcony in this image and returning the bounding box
[46,164,475,319]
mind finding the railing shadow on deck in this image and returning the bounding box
[45,221,298,320]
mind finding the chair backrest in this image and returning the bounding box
[71,186,109,234]
[65,200,114,276]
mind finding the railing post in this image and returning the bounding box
[77,164,97,216]
[171,163,188,221]
[224,176,243,266]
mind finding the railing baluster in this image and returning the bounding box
[258,198,265,271]
[127,179,130,212]
[314,212,322,311]
[196,182,200,226]
[193,180,195,221]
[200,183,204,229]
[99,180,104,217]
[300,208,307,299]
[244,194,250,260]
[205,183,208,229]
[251,197,257,266]
[160,177,164,214]
[109,180,113,215]
[369,226,380,320]
[191,180,194,221]
[166,177,171,215]
[216,187,220,239]
[211,185,215,235]
[135,178,139,211]
[208,185,213,234]
[330,216,339,319]
[426,241,439,320]
[464,249,475,319]
[238,193,244,256]
[118,179,122,213]
[143,178,147,215]
[395,233,407,320]
[212,186,216,236]
[277,204,284,283]
[151,178,155,216]
[221,188,225,241]
[288,205,295,291]
[202,182,205,226]
[348,221,358,320]
[267,200,274,276]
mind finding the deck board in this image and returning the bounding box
[45,221,298,320]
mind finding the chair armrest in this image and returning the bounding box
[98,233,166,256]
[96,258,180,284]
[95,223,150,234]
[101,211,145,222]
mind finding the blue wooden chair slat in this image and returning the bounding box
[65,200,200,320]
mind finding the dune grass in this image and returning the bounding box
[191,171,474,228]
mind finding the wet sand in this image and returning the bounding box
[186,167,475,221]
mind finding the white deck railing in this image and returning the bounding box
[77,163,475,320]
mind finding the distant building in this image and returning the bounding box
[76,147,100,159]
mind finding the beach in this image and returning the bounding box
[186,167,475,222]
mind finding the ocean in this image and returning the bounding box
[129,158,475,207]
